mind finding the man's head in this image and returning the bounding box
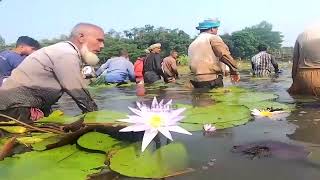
[257,44,268,52]
[196,18,220,35]
[119,49,129,59]
[15,36,40,56]
[170,50,178,59]
[148,43,161,54]
[69,23,105,65]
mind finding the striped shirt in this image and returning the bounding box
[251,51,278,77]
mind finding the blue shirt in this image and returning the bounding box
[0,50,25,77]
[96,56,135,83]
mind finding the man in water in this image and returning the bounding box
[143,43,164,84]
[251,44,279,77]
[0,23,105,123]
[188,18,240,89]
[162,50,179,83]
[289,23,320,96]
[0,36,40,86]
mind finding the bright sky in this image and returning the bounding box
[0,0,319,46]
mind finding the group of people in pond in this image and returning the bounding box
[0,18,319,123]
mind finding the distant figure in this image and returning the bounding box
[143,43,164,84]
[96,49,135,83]
[0,23,104,123]
[188,18,240,89]
[288,24,320,96]
[251,44,279,77]
[162,50,179,83]
[0,36,40,86]
[134,49,150,84]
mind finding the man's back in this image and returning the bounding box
[295,26,320,69]
[188,33,223,81]
[0,50,25,77]
[0,41,86,110]
[251,51,275,76]
[104,57,135,83]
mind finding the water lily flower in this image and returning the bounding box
[203,124,216,132]
[118,97,192,152]
[251,108,287,120]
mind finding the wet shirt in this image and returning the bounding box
[0,50,25,77]
[162,56,178,78]
[134,58,144,79]
[143,53,163,83]
[0,41,97,113]
[188,32,238,82]
[251,51,279,77]
[96,56,135,83]
[292,25,320,79]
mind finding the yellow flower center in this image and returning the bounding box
[260,111,272,117]
[149,114,163,128]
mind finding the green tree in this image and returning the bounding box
[0,35,5,51]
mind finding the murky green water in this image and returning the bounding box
[58,62,320,180]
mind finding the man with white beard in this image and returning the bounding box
[0,23,104,123]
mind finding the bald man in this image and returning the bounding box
[0,23,105,123]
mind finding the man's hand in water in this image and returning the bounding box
[230,74,240,83]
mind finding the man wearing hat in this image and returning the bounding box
[0,36,40,86]
[188,18,240,89]
[143,43,164,84]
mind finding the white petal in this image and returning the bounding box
[151,97,158,108]
[119,124,150,132]
[167,116,185,125]
[251,109,261,116]
[169,108,186,119]
[159,99,164,106]
[129,107,143,116]
[141,129,158,152]
[164,99,173,106]
[203,124,211,131]
[117,115,143,123]
[167,125,192,135]
[158,127,173,140]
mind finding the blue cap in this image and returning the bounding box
[196,18,220,30]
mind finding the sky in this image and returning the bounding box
[0,0,319,46]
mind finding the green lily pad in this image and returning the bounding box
[245,101,294,111]
[31,134,62,151]
[77,132,127,153]
[212,91,278,105]
[84,110,127,124]
[109,142,189,178]
[210,86,247,94]
[178,103,251,131]
[0,126,27,134]
[37,110,80,124]
[0,145,105,180]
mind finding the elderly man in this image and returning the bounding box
[162,50,179,83]
[251,44,279,77]
[0,36,40,86]
[96,49,135,83]
[0,23,104,123]
[143,43,164,84]
[288,24,320,96]
[188,18,240,89]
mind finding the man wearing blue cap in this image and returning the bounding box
[0,36,40,86]
[188,18,240,89]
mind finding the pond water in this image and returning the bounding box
[57,62,320,180]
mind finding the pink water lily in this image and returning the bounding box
[203,124,217,132]
[118,97,192,152]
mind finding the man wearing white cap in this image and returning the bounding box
[143,43,164,84]
[188,18,240,89]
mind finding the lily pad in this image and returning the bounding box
[77,132,127,153]
[84,110,127,124]
[212,91,278,105]
[178,103,251,131]
[109,142,189,178]
[245,101,294,111]
[37,110,80,124]
[31,134,62,151]
[0,145,105,180]
[0,126,27,134]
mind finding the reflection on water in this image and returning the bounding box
[57,63,320,180]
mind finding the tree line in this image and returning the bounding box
[0,21,292,64]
